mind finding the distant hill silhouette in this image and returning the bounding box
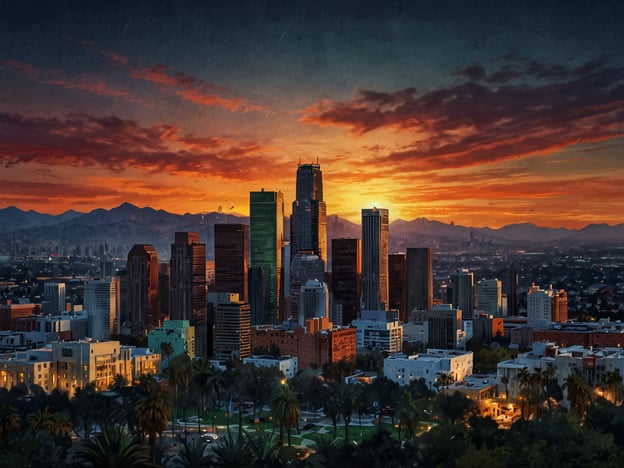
[0,203,622,259]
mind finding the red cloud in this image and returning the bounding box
[0,112,283,180]
[3,59,149,106]
[301,58,624,172]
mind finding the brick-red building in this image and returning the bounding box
[251,317,356,370]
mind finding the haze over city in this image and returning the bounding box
[1,1,623,228]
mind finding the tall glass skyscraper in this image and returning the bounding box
[406,247,433,314]
[170,232,207,356]
[362,207,389,311]
[250,190,284,324]
[290,163,327,264]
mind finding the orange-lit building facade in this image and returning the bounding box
[250,317,356,369]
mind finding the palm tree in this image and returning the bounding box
[135,375,171,462]
[604,371,622,404]
[397,390,419,441]
[76,425,150,467]
[500,375,510,401]
[163,353,192,435]
[564,369,592,418]
[71,382,98,439]
[211,431,256,467]
[27,406,52,431]
[109,374,129,391]
[0,404,20,438]
[436,372,453,394]
[271,383,300,447]
[335,383,356,442]
[160,341,174,369]
[517,367,532,418]
[166,436,212,467]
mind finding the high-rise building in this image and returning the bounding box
[331,238,362,326]
[406,247,433,313]
[214,224,249,302]
[290,251,324,323]
[169,232,208,356]
[158,263,170,320]
[389,253,407,322]
[84,277,120,340]
[527,284,568,329]
[290,163,327,264]
[250,190,284,324]
[448,268,474,320]
[428,304,464,349]
[507,263,519,316]
[476,279,502,317]
[213,299,251,360]
[126,244,159,335]
[43,282,66,315]
[362,208,389,311]
[300,279,329,325]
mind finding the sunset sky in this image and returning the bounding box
[1,1,623,228]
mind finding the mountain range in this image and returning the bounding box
[0,203,622,259]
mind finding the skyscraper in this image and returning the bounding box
[213,299,251,360]
[476,278,502,317]
[362,208,389,311]
[406,247,433,313]
[169,232,208,356]
[250,190,284,324]
[126,244,159,335]
[388,253,407,322]
[43,282,66,315]
[507,263,519,316]
[290,252,324,323]
[527,284,568,329]
[331,238,362,326]
[214,224,249,302]
[300,279,329,324]
[84,277,120,340]
[290,163,327,263]
[448,268,474,321]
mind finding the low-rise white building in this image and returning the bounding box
[497,341,624,401]
[352,310,403,353]
[384,349,473,389]
[243,355,298,379]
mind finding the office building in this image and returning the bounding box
[351,310,403,353]
[169,232,208,356]
[300,279,329,325]
[43,282,66,315]
[148,319,195,364]
[213,299,251,361]
[527,284,568,329]
[243,355,299,380]
[448,268,474,320]
[406,247,433,313]
[331,238,362,326]
[250,317,356,369]
[250,190,284,324]
[290,163,327,264]
[507,263,519,316]
[428,304,464,349]
[362,208,389,311]
[126,244,159,335]
[389,253,407,322]
[290,251,324,323]
[84,277,120,340]
[214,224,249,302]
[476,279,502,317]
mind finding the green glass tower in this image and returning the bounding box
[250,190,284,324]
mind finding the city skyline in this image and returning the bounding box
[1,1,623,228]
